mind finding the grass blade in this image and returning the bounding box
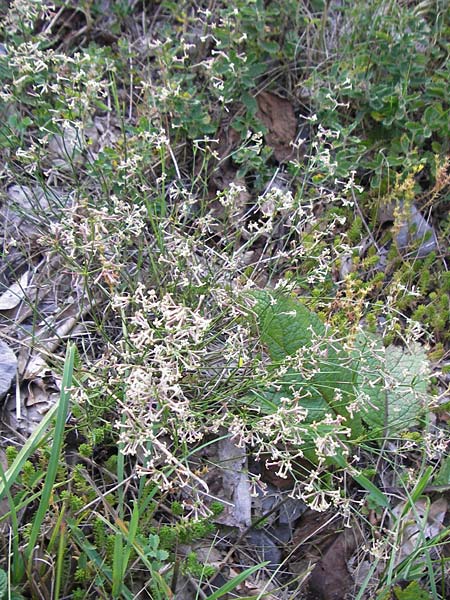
[24,343,75,568]
[205,562,269,600]
[67,517,134,600]
[0,404,58,503]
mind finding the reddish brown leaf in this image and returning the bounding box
[256,91,297,162]
[308,527,362,600]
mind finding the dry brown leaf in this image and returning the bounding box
[4,364,60,436]
[256,91,297,162]
[26,373,60,407]
[5,381,58,437]
[377,202,438,258]
[7,183,68,214]
[48,124,84,170]
[18,353,49,380]
[290,511,363,599]
[208,177,251,232]
[210,124,242,192]
[308,526,363,600]
[235,575,278,599]
[3,184,71,245]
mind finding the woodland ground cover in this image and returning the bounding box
[0,1,449,599]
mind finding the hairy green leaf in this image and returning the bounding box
[354,333,430,435]
[0,569,6,600]
[431,455,450,487]
[248,290,362,436]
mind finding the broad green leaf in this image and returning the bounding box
[432,455,450,487]
[259,39,280,54]
[248,290,362,436]
[0,569,6,600]
[354,332,430,435]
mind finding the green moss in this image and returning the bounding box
[21,460,39,489]
[210,501,225,516]
[171,501,183,516]
[78,443,93,458]
[348,216,363,243]
[156,511,219,551]
[400,431,422,442]
[184,552,215,578]
[442,272,450,293]
[362,254,380,269]
[428,343,444,361]
[5,446,18,467]
[65,492,85,512]
[93,518,108,548]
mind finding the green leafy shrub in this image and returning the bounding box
[307,0,449,189]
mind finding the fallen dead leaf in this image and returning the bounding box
[235,574,278,599]
[290,510,363,600]
[2,184,72,245]
[4,369,61,437]
[209,123,242,193]
[0,271,29,311]
[247,528,282,569]
[378,202,438,258]
[308,526,363,600]
[391,497,448,566]
[7,183,69,214]
[204,435,252,530]
[0,340,17,400]
[256,91,297,162]
[48,123,85,170]
[26,373,60,407]
[18,353,49,381]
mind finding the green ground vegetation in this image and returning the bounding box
[0,1,449,599]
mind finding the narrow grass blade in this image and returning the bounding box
[25,343,76,567]
[333,454,390,510]
[0,469,24,583]
[409,466,434,504]
[54,519,66,600]
[67,517,134,600]
[93,511,173,597]
[0,404,58,502]
[121,501,139,578]
[205,562,269,600]
[353,471,390,510]
[112,533,123,598]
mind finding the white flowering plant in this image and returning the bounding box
[0,0,448,599]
